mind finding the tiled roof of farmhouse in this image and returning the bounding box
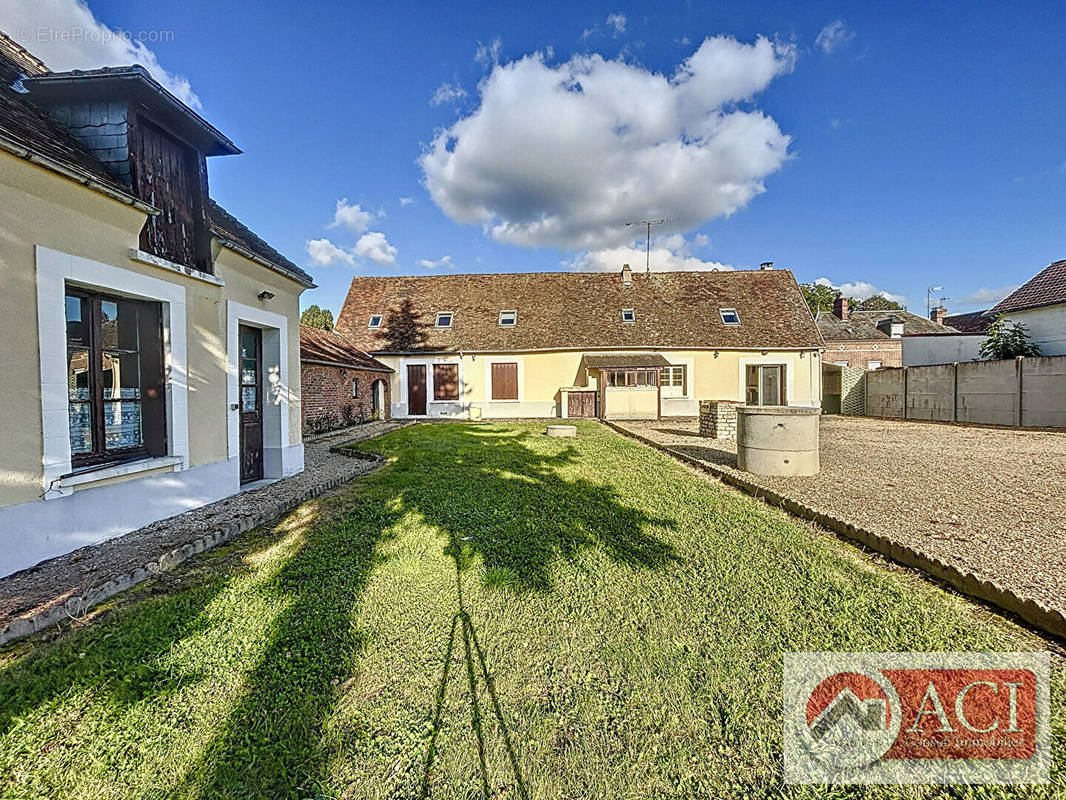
[336,268,823,353]
[299,325,393,372]
[989,260,1066,315]
[815,309,956,341]
[942,310,992,333]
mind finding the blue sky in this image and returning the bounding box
[6,1,1066,317]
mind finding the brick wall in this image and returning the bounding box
[699,400,740,439]
[301,364,390,434]
[822,340,903,369]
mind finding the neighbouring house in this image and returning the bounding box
[0,33,314,578]
[299,325,392,433]
[902,304,989,366]
[986,260,1066,356]
[815,295,972,370]
[334,263,824,420]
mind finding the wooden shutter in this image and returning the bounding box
[433,364,459,400]
[138,302,167,457]
[491,362,518,400]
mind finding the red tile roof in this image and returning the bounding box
[942,310,991,333]
[989,260,1066,315]
[336,269,823,353]
[299,325,392,372]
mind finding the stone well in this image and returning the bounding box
[736,406,820,476]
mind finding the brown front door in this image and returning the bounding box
[239,325,263,484]
[568,390,597,418]
[407,364,427,416]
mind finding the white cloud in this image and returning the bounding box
[417,255,453,269]
[475,37,502,67]
[606,13,627,36]
[328,198,375,235]
[306,238,355,267]
[566,234,735,273]
[0,0,200,108]
[354,231,398,265]
[815,276,907,305]
[815,20,854,54]
[399,196,415,206]
[430,82,466,106]
[421,36,795,252]
[957,285,1019,306]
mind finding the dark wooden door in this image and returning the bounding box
[568,390,597,418]
[239,325,263,484]
[407,364,427,415]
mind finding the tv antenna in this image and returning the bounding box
[625,217,678,273]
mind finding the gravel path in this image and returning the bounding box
[614,416,1066,616]
[0,420,408,629]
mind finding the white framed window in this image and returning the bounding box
[867,360,882,370]
[621,308,636,324]
[661,364,687,398]
[352,377,360,397]
[435,311,453,328]
[719,308,741,326]
[498,310,517,327]
[368,315,383,328]
[745,364,786,406]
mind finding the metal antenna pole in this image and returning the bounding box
[625,217,679,273]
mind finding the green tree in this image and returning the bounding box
[799,283,841,316]
[853,295,904,312]
[300,305,334,331]
[979,315,1042,360]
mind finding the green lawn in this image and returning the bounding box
[0,421,1061,799]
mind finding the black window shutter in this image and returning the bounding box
[139,303,167,457]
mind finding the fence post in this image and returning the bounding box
[1016,356,1024,427]
[952,362,958,422]
[902,366,908,420]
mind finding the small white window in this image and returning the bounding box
[435,311,454,328]
[867,360,882,370]
[499,310,517,327]
[352,377,360,397]
[621,308,636,324]
[367,315,383,328]
[719,308,741,326]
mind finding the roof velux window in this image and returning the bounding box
[435,311,454,328]
[498,310,517,327]
[367,314,383,328]
[719,308,741,326]
[621,308,636,324]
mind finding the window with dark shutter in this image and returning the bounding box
[491,362,518,400]
[433,364,459,400]
[65,288,166,467]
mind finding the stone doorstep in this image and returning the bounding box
[603,420,1066,643]
[0,450,389,648]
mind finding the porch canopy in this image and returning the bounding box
[582,353,672,370]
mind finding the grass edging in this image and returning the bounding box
[0,450,387,648]
[603,420,1066,641]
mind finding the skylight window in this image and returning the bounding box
[435,311,454,328]
[719,308,741,326]
[621,308,636,324]
[499,310,517,327]
[367,314,383,328]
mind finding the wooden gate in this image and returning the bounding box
[567,390,598,418]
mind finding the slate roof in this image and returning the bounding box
[942,310,992,333]
[299,325,392,372]
[989,260,1066,315]
[336,269,823,354]
[815,309,958,341]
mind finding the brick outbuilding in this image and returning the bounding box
[299,325,392,434]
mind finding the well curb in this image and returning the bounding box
[603,420,1066,641]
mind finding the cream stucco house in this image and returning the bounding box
[335,264,824,421]
[0,34,313,577]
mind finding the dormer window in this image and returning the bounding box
[367,314,383,328]
[499,310,517,327]
[719,308,741,326]
[435,311,454,328]
[621,308,636,324]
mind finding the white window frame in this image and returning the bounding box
[435,311,454,328]
[719,308,741,326]
[621,308,636,324]
[867,360,882,370]
[367,314,383,328]
[498,309,517,327]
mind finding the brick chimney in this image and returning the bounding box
[833,293,849,321]
[930,305,947,325]
[621,263,632,286]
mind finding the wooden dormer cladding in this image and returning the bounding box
[130,115,212,272]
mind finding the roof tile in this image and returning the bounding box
[989,260,1066,315]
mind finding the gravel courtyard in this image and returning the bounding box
[614,416,1066,617]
